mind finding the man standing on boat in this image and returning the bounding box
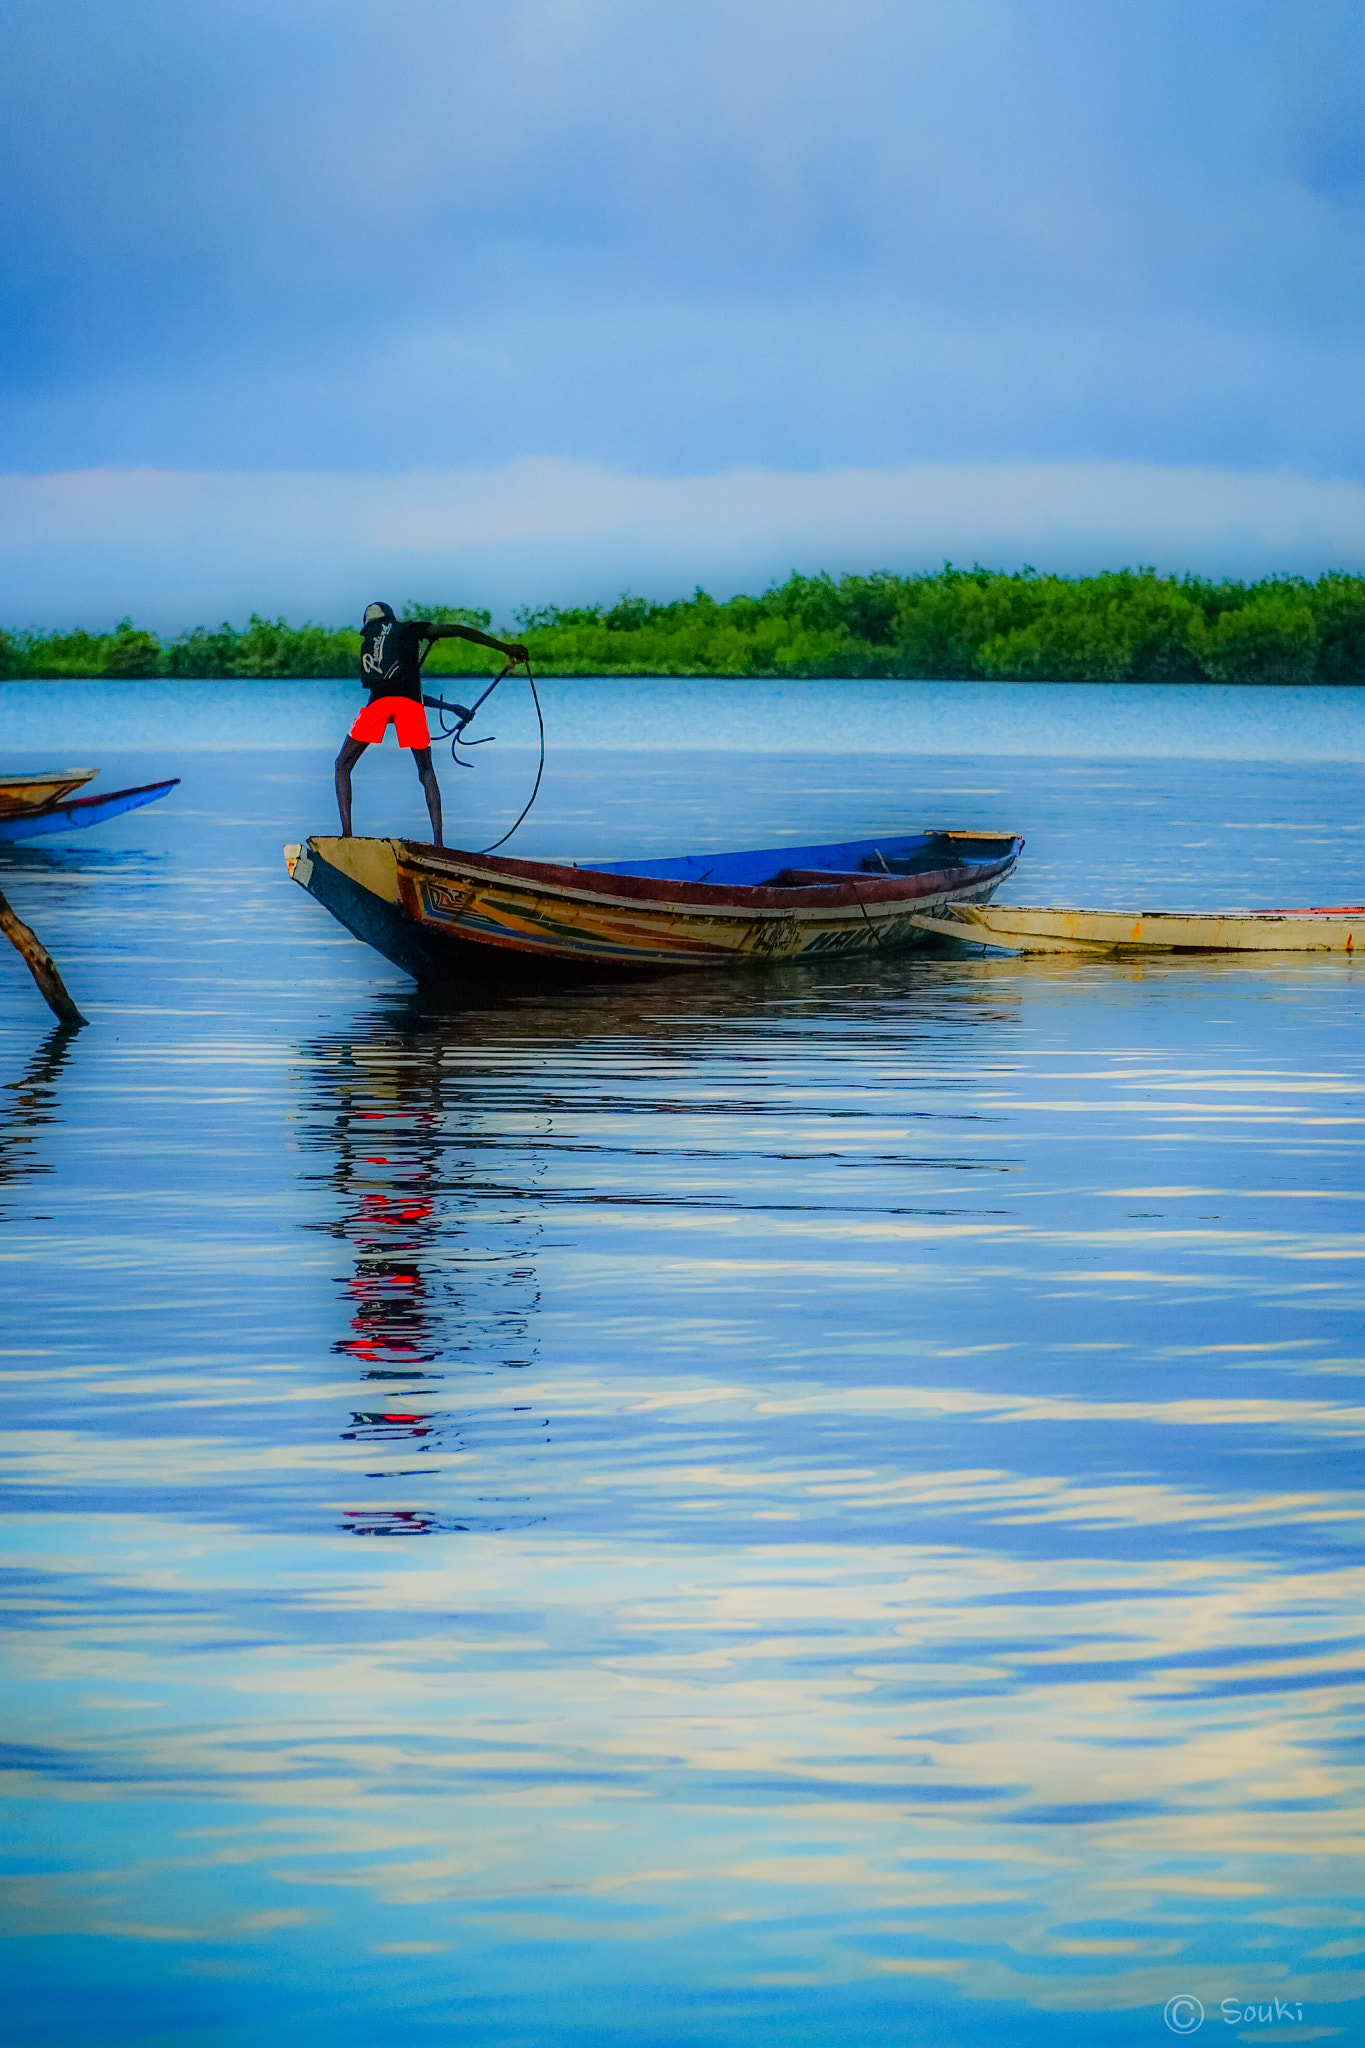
[336,602,528,846]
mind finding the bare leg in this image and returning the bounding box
[414,747,444,847]
[335,735,368,835]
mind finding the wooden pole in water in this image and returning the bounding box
[0,884,87,1027]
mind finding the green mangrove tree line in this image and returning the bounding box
[5,569,1365,684]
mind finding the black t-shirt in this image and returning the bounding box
[360,618,429,704]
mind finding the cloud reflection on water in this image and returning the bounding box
[1,765,1363,2041]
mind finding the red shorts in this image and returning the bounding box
[349,696,431,749]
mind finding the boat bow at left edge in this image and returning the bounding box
[0,778,180,844]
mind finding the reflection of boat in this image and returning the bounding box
[0,770,179,843]
[284,829,1024,985]
[908,902,1362,954]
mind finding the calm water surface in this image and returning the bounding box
[2,681,1364,2047]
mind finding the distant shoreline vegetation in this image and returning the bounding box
[4,568,1365,685]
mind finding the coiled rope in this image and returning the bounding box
[475,666,544,854]
[423,654,546,855]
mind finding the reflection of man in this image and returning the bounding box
[335,602,528,846]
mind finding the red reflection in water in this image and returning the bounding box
[340,1507,439,1537]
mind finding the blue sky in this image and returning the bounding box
[4,0,1365,625]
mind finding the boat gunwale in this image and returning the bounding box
[386,838,1022,915]
[0,779,181,842]
[41,777,179,815]
[957,902,1362,926]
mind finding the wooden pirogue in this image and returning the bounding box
[905,902,1362,953]
[284,828,1024,985]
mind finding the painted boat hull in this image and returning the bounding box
[285,830,1024,986]
[0,779,180,844]
[906,902,1362,954]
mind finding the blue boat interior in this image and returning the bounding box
[590,831,1020,887]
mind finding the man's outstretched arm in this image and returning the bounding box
[419,622,530,663]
